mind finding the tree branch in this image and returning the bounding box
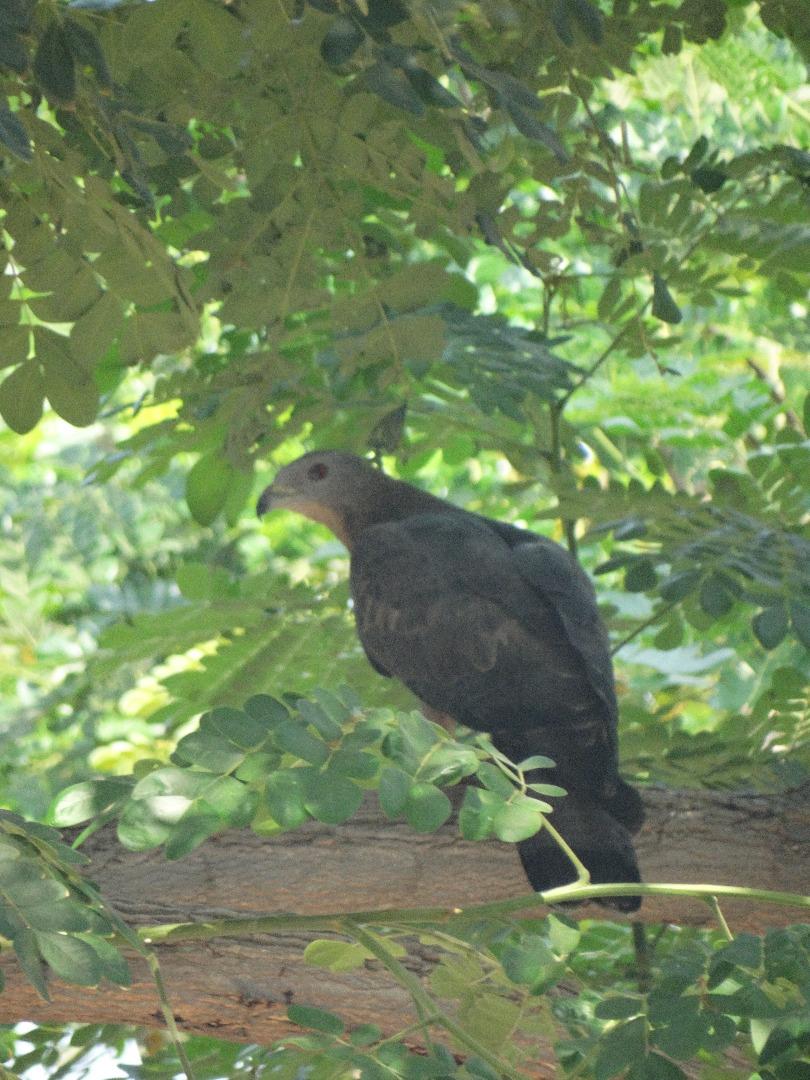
[1,785,807,1065]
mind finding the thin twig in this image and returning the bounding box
[632,921,651,994]
[347,923,529,1080]
[610,599,679,655]
[707,896,734,942]
[145,951,197,1080]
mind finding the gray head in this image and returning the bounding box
[256,450,391,545]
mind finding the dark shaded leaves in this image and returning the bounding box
[0,104,32,161]
[753,605,789,649]
[33,21,76,103]
[0,362,45,434]
[63,17,112,87]
[0,30,29,73]
[652,273,683,324]
[363,61,424,115]
[320,16,364,66]
[0,0,35,31]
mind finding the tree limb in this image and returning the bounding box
[1,784,807,1070]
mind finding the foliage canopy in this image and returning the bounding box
[0,0,809,1077]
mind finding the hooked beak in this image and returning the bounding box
[256,481,299,517]
[256,486,273,518]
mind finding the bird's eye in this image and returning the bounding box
[307,462,328,481]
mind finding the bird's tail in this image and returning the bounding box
[515,790,643,912]
[604,777,646,834]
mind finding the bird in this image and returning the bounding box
[257,450,644,910]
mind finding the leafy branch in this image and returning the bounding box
[140,880,810,947]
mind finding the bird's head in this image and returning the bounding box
[256,450,386,546]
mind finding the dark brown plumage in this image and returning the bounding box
[257,450,643,909]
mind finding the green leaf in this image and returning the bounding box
[13,928,49,1000]
[477,762,515,796]
[303,939,372,972]
[402,783,452,833]
[711,932,762,971]
[629,1053,687,1080]
[320,16,365,66]
[551,0,574,45]
[430,955,486,999]
[42,357,100,428]
[263,769,310,829]
[492,797,546,842]
[404,67,461,109]
[173,729,246,773]
[304,770,364,825]
[48,778,132,827]
[0,362,44,435]
[24,899,94,933]
[699,574,734,618]
[662,23,682,54]
[63,17,112,87]
[527,783,567,798]
[207,705,272,749]
[625,559,658,592]
[517,754,556,771]
[547,914,581,955]
[660,570,701,601]
[595,996,643,1020]
[82,934,131,988]
[378,765,411,819]
[752,605,789,650]
[164,808,223,860]
[652,273,683,324]
[297,699,343,742]
[33,21,76,103]
[598,276,622,321]
[186,453,237,527]
[683,135,709,170]
[500,939,556,986]
[652,1008,709,1059]
[116,800,172,852]
[329,749,378,779]
[595,1017,647,1080]
[691,165,726,192]
[0,26,29,72]
[0,103,32,161]
[458,786,499,840]
[364,61,425,116]
[35,931,101,987]
[569,0,605,43]
[70,292,124,364]
[502,97,568,161]
[458,993,520,1050]
[349,1024,382,1047]
[789,603,810,649]
[287,1003,345,1035]
[244,695,290,727]
[275,719,329,766]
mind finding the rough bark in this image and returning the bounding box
[0,784,807,1073]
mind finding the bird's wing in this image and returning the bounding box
[349,513,617,777]
[510,537,620,741]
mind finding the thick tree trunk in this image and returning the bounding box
[0,784,807,1074]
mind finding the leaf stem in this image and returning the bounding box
[539,817,591,884]
[706,895,734,941]
[144,951,197,1080]
[610,598,679,655]
[347,922,528,1080]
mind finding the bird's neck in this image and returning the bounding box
[342,477,453,548]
